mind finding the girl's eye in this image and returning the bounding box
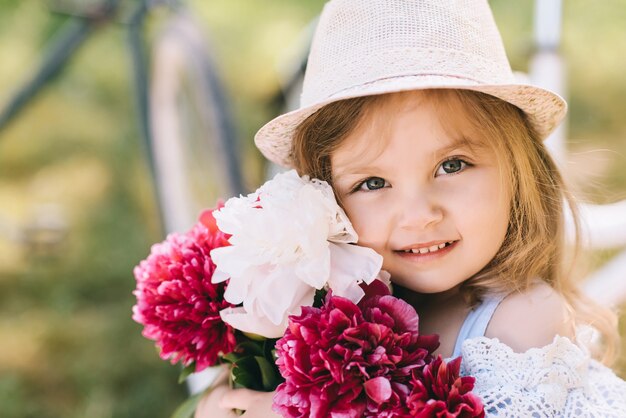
[436,158,468,176]
[356,176,388,192]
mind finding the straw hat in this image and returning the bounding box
[255,0,567,168]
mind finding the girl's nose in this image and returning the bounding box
[395,192,444,231]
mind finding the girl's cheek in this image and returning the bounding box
[343,196,385,243]
[346,205,373,236]
[438,168,499,202]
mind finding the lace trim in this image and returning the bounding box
[460,336,626,417]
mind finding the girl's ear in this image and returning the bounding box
[485,282,575,352]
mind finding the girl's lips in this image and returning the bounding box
[394,240,458,263]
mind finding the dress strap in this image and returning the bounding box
[451,293,507,359]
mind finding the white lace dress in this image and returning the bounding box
[460,335,626,417]
[451,294,626,418]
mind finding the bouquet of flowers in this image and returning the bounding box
[132,170,485,418]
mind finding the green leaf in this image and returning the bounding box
[235,340,265,357]
[242,331,266,341]
[313,288,327,308]
[254,355,281,391]
[178,363,196,384]
[170,391,205,418]
[221,340,264,365]
[262,338,279,359]
[222,351,244,365]
[231,356,262,390]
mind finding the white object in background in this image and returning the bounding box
[531,0,626,307]
[530,51,567,162]
[186,366,225,395]
[534,0,562,49]
[532,0,566,161]
[571,200,626,249]
[583,249,626,308]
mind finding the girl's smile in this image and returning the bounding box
[394,239,458,264]
[331,91,511,294]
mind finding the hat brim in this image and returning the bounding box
[255,75,567,168]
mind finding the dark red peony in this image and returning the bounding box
[408,356,485,418]
[132,206,236,372]
[273,280,441,418]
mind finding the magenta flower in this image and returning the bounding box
[132,206,236,372]
[273,280,440,418]
[408,356,485,418]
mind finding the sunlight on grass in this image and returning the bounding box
[28,157,112,217]
[0,313,46,373]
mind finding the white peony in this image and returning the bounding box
[210,169,383,338]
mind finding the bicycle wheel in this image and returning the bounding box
[149,10,244,236]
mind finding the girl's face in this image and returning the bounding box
[331,91,511,294]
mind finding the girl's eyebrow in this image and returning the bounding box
[432,135,484,160]
[333,136,485,181]
[333,165,384,182]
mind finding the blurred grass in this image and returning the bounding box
[0,0,624,417]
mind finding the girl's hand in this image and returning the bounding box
[193,378,280,418]
[194,384,239,418]
[219,388,280,418]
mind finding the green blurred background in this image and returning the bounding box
[0,0,624,417]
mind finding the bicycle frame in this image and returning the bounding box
[0,0,245,235]
[0,0,117,132]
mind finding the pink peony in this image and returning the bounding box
[132,206,236,372]
[407,356,485,418]
[273,280,440,418]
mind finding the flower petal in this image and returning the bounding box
[364,376,393,404]
[294,248,331,289]
[255,267,315,325]
[210,246,248,278]
[219,307,286,338]
[326,242,383,302]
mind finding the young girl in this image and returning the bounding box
[196,0,626,416]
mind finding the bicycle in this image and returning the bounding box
[0,0,244,397]
[0,0,244,242]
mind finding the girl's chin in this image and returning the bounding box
[388,274,465,297]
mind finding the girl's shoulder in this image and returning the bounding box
[464,282,626,416]
[485,281,576,353]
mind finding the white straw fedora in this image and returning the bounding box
[255,0,567,168]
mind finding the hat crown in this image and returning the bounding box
[301,0,514,107]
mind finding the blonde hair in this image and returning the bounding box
[290,89,619,364]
